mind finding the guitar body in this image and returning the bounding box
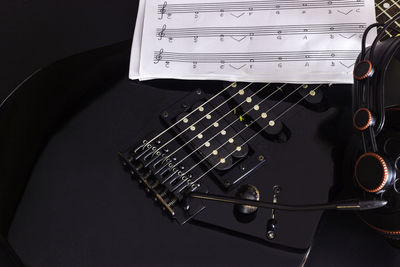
[0,40,355,266]
[119,81,351,250]
[2,2,399,265]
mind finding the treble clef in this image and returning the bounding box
[154,49,164,64]
[157,24,167,40]
[159,1,167,20]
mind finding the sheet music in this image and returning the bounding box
[130,0,377,84]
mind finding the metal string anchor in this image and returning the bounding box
[154,49,164,64]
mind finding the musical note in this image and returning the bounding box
[159,1,167,20]
[157,24,167,40]
[156,0,364,16]
[154,49,164,64]
[154,23,367,40]
[152,50,360,64]
[130,0,377,83]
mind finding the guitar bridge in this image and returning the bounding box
[120,83,306,224]
[119,140,207,224]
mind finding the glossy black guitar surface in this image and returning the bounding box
[3,1,400,266]
[119,81,351,250]
[3,39,400,267]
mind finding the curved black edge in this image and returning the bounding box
[0,40,132,266]
[189,219,309,254]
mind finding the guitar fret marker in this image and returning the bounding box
[254,105,260,111]
[309,90,316,96]
[206,114,212,119]
[228,138,234,143]
[183,118,189,123]
[213,122,219,127]
[212,150,218,155]
[238,89,245,95]
[261,112,268,119]
[220,130,227,135]
[269,120,275,127]
[197,133,203,139]
[220,158,226,164]
[198,106,204,112]
[204,141,211,147]
[190,125,196,131]
[246,97,252,103]
[236,146,242,151]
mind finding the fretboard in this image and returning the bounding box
[375,0,400,38]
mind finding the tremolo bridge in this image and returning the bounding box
[120,82,324,224]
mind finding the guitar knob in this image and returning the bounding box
[234,184,260,214]
[355,152,395,193]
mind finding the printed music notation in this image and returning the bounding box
[156,23,366,40]
[157,0,365,17]
[153,49,360,64]
[130,0,377,83]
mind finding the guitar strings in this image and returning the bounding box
[154,82,254,154]
[179,83,303,178]
[164,3,400,175]
[177,84,324,193]
[168,83,288,171]
[375,0,400,37]
[173,83,311,192]
[146,82,236,147]
[166,82,272,162]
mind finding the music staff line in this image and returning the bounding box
[153,49,360,64]
[156,23,366,39]
[158,0,365,16]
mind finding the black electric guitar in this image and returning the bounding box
[1,1,400,267]
[119,0,400,252]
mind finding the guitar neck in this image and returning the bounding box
[375,0,400,38]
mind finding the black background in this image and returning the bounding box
[1,1,400,266]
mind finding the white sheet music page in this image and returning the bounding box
[130,0,377,84]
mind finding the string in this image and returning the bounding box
[177,83,310,188]
[177,84,324,193]
[155,82,254,154]
[165,82,272,161]
[168,83,287,171]
[146,82,236,148]
[375,0,400,37]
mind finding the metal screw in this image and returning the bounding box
[162,111,169,118]
[181,103,189,110]
[267,231,275,240]
[273,185,281,194]
[224,179,231,187]
[239,163,246,171]
[258,155,264,161]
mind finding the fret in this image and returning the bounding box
[391,0,400,9]
[376,2,400,27]
[377,1,398,18]
[375,0,400,38]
